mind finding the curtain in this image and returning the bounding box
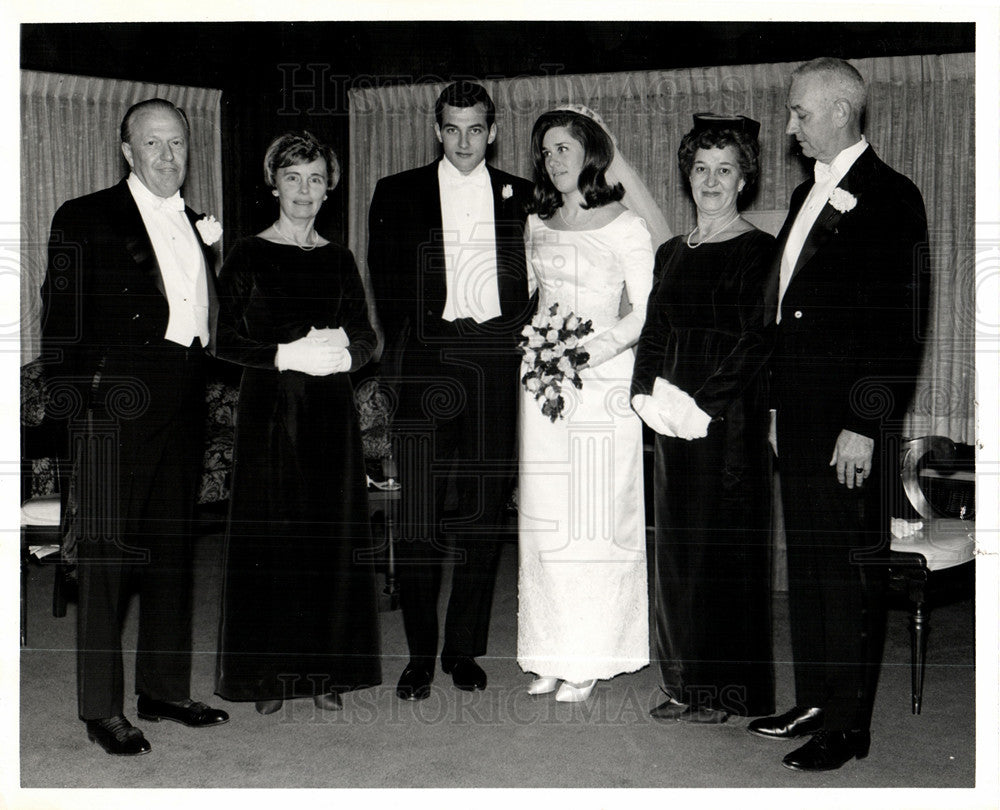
[20,70,224,365]
[348,53,974,444]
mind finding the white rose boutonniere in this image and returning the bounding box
[828,188,857,214]
[195,214,223,245]
[502,184,513,200]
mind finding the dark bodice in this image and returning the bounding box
[215,236,375,371]
[633,229,775,419]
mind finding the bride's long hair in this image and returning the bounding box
[527,110,624,219]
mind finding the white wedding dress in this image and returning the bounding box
[517,209,653,683]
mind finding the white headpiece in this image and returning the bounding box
[553,103,672,250]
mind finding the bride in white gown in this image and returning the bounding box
[517,107,665,702]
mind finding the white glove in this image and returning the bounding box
[675,400,712,440]
[327,346,352,373]
[307,326,350,348]
[276,335,348,376]
[632,394,678,437]
[580,332,622,370]
[651,377,711,440]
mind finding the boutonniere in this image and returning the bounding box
[502,184,514,200]
[828,188,857,214]
[195,214,223,245]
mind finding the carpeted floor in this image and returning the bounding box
[18,520,976,791]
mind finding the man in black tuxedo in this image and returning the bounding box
[747,58,929,771]
[41,99,229,755]
[368,81,533,700]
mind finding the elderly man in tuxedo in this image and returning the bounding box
[41,98,229,756]
[748,58,928,771]
[368,81,533,700]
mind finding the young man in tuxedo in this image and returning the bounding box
[749,58,929,771]
[367,81,533,700]
[41,98,229,755]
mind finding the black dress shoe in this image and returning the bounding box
[782,729,871,771]
[313,692,343,711]
[86,715,151,756]
[441,657,487,691]
[255,699,283,715]
[649,696,688,721]
[396,665,433,701]
[136,696,229,727]
[747,706,824,739]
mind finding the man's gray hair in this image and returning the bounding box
[793,57,867,120]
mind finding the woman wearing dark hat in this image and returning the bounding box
[631,113,776,723]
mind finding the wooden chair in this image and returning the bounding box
[366,457,401,612]
[889,435,975,713]
[20,423,73,647]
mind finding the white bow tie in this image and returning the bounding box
[156,193,185,212]
[813,161,834,186]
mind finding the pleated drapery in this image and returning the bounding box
[20,70,224,364]
[348,53,974,444]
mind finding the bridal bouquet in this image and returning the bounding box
[518,303,594,422]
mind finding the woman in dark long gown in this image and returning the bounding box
[631,114,775,723]
[214,132,381,714]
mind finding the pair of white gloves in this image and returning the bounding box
[631,377,712,440]
[275,326,351,376]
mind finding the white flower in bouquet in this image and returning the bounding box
[516,302,595,422]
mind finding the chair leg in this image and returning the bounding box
[910,599,928,714]
[383,502,399,611]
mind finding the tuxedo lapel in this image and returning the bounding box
[113,181,166,298]
[789,148,876,282]
[418,162,447,315]
[792,203,843,277]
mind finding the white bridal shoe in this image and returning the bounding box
[527,677,560,695]
[555,680,597,703]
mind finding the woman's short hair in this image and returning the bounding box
[263,131,341,190]
[677,125,760,198]
[528,109,624,219]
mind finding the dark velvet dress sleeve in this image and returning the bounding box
[631,240,676,399]
[215,238,282,371]
[691,231,776,418]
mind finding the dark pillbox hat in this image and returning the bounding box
[692,112,761,139]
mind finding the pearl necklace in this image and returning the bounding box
[274,220,319,251]
[557,204,595,229]
[686,212,741,249]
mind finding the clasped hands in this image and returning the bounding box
[631,377,712,440]
[275,326,351,376]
